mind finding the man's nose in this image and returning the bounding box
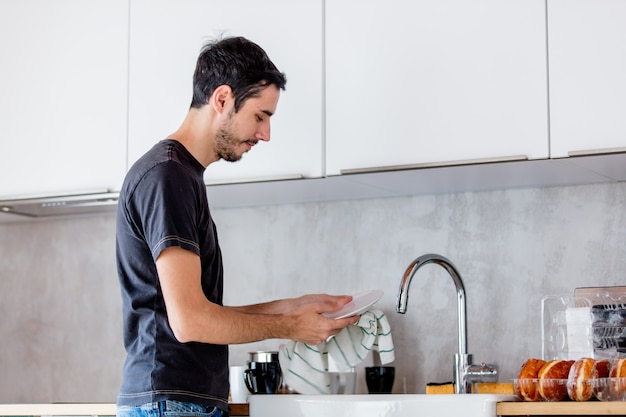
[255,122,271,142]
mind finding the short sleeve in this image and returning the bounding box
[129,160,204,261]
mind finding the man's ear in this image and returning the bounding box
[210,85,233,114]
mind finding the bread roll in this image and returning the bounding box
[515,358,546,401]
[538,360,574,401]
[567,358,594,401]
[593,359,611,378]
[609,358,626,396]
[610,358,626,378]
[592,359,612,400]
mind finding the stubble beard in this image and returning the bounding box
[215,114,243,163]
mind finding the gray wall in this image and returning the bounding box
[1,182,625,402]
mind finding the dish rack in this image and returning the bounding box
[542,290,626,361]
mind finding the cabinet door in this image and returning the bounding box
[548,0,626,158]
[325,0,549,176]
[0,0,128,197]
[128,0,323,184]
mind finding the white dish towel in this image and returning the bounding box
[278,308,395,394]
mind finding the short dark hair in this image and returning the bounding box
[190,36,287,111]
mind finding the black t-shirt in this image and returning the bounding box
[115,139,227,411]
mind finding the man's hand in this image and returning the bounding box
[284,297,359,345]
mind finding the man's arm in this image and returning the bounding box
[156,246,357,345]
[228,293,352,315]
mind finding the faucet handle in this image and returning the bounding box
[465,362,499,384]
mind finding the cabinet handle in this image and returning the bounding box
[568,147,626,157]
[205,174,305,186]
[340,155,528,175]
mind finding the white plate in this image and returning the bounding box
[323,289,384,319]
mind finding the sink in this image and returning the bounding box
[248,394,518,417]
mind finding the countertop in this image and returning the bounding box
[0,403,250,416]
[2,401,626,416]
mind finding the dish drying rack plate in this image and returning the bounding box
[542,294,626,361]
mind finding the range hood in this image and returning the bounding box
[0,190,119,218]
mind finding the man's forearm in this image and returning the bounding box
[228,298,297,315]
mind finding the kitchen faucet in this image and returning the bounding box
[396,253,498,394]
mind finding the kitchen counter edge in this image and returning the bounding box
[0,403,249,417]
[3,401,626,416]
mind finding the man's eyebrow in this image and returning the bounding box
[262,109,274,117]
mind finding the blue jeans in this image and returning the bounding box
[116,400,223,417]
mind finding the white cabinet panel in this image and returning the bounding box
[0,0,128,197]
[128,0,323,183]
[325,0,549,175]
[548,0,626,158]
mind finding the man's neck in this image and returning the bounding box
[167,107,219,167]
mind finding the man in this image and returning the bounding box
[115,37,356,417]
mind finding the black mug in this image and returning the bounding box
[244,361,282,394]
[365,366,395,394]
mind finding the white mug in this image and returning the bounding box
[229,365,251,403]
[329,370,356,394]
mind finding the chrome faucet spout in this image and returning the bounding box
[396,253,467,356]
[396,253,497,394]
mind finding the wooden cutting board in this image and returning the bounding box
[497,401,626,415]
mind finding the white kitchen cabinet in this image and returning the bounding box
[548,0,626,158]
[0,0,128,198]
[325,0,549,176]
[128,0,324,184]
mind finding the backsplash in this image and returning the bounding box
[1,182,625,402]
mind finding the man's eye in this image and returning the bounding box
[256,115,264,122]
